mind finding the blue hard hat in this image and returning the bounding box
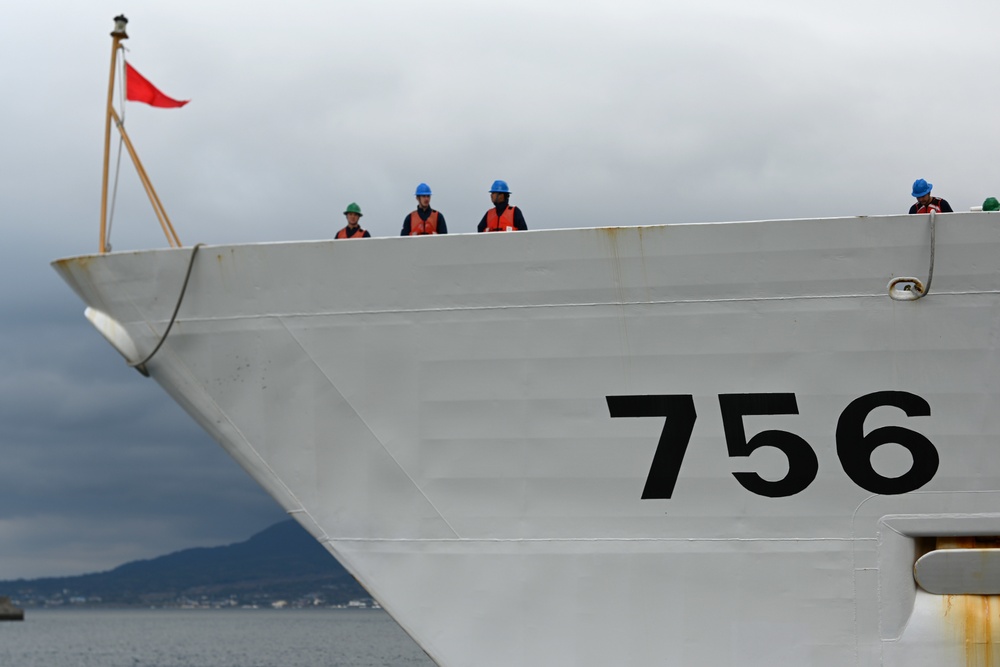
[911,179,932,198]
[489,180,510,194]
[415,183,432,196]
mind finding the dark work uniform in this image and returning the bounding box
[401,208,448,235]
[909,197,953,214]
[477,203,528,232]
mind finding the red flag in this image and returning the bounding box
[125,62,189,108]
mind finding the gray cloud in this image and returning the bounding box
[1,0,998,578]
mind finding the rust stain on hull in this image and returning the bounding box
[597,227,631,376]
[939,538,1000,666]
[943,594,1000,667]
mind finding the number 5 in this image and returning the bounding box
[719,394,819,498]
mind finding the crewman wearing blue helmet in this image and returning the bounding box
[478,180,528,232]
[402,182,448,235]
[909,179,953,214]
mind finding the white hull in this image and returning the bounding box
[54,214,1000,665]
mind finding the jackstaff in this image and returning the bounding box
[98,15,188,253]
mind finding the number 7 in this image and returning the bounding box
[606,395,697,499]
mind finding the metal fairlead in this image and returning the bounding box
[888,209,936,301]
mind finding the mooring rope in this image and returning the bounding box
[129,243,203,376]
[887,209,936,301]
[924,208,936,295]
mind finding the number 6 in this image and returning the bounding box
[835,391,938,495]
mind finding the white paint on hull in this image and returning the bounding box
[53,214,1000,665]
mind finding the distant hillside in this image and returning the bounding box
[0,521,368,608]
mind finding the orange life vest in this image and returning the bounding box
[486,205,518,232]
[336,225,367,239]
[409,210,439,235]
[914,200,943,214]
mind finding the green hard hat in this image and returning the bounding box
[344,202,363,216]
[984,197,999,212]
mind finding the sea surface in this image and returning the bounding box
[0,608,437,667]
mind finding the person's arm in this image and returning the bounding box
[514,207,527,230]
[401,215,411,236]
[908,203,918,214]
[477,213,488,233]
[363,230,371,238]
[939,199,954,213]
[437,213,448,234]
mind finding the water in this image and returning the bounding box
[0,608,437,667]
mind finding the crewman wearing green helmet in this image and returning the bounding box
[336,203,370,239]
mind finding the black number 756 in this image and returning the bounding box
[606,391,937,499]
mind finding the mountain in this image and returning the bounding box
[0,520,368,608]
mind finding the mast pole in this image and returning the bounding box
[110,107,182,247]
[99,15,129,254]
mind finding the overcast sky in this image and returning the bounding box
[0,0,997,579]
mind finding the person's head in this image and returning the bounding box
[984,197,1000,212]
[912,179,933,206]
[489,180,510,206]
[344,202,363,226]
[414,183,432,209]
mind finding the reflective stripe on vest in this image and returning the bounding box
[915,200,943,214]
[486,205,517,232]
[337,226,367,239]
[409,210,439,235]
